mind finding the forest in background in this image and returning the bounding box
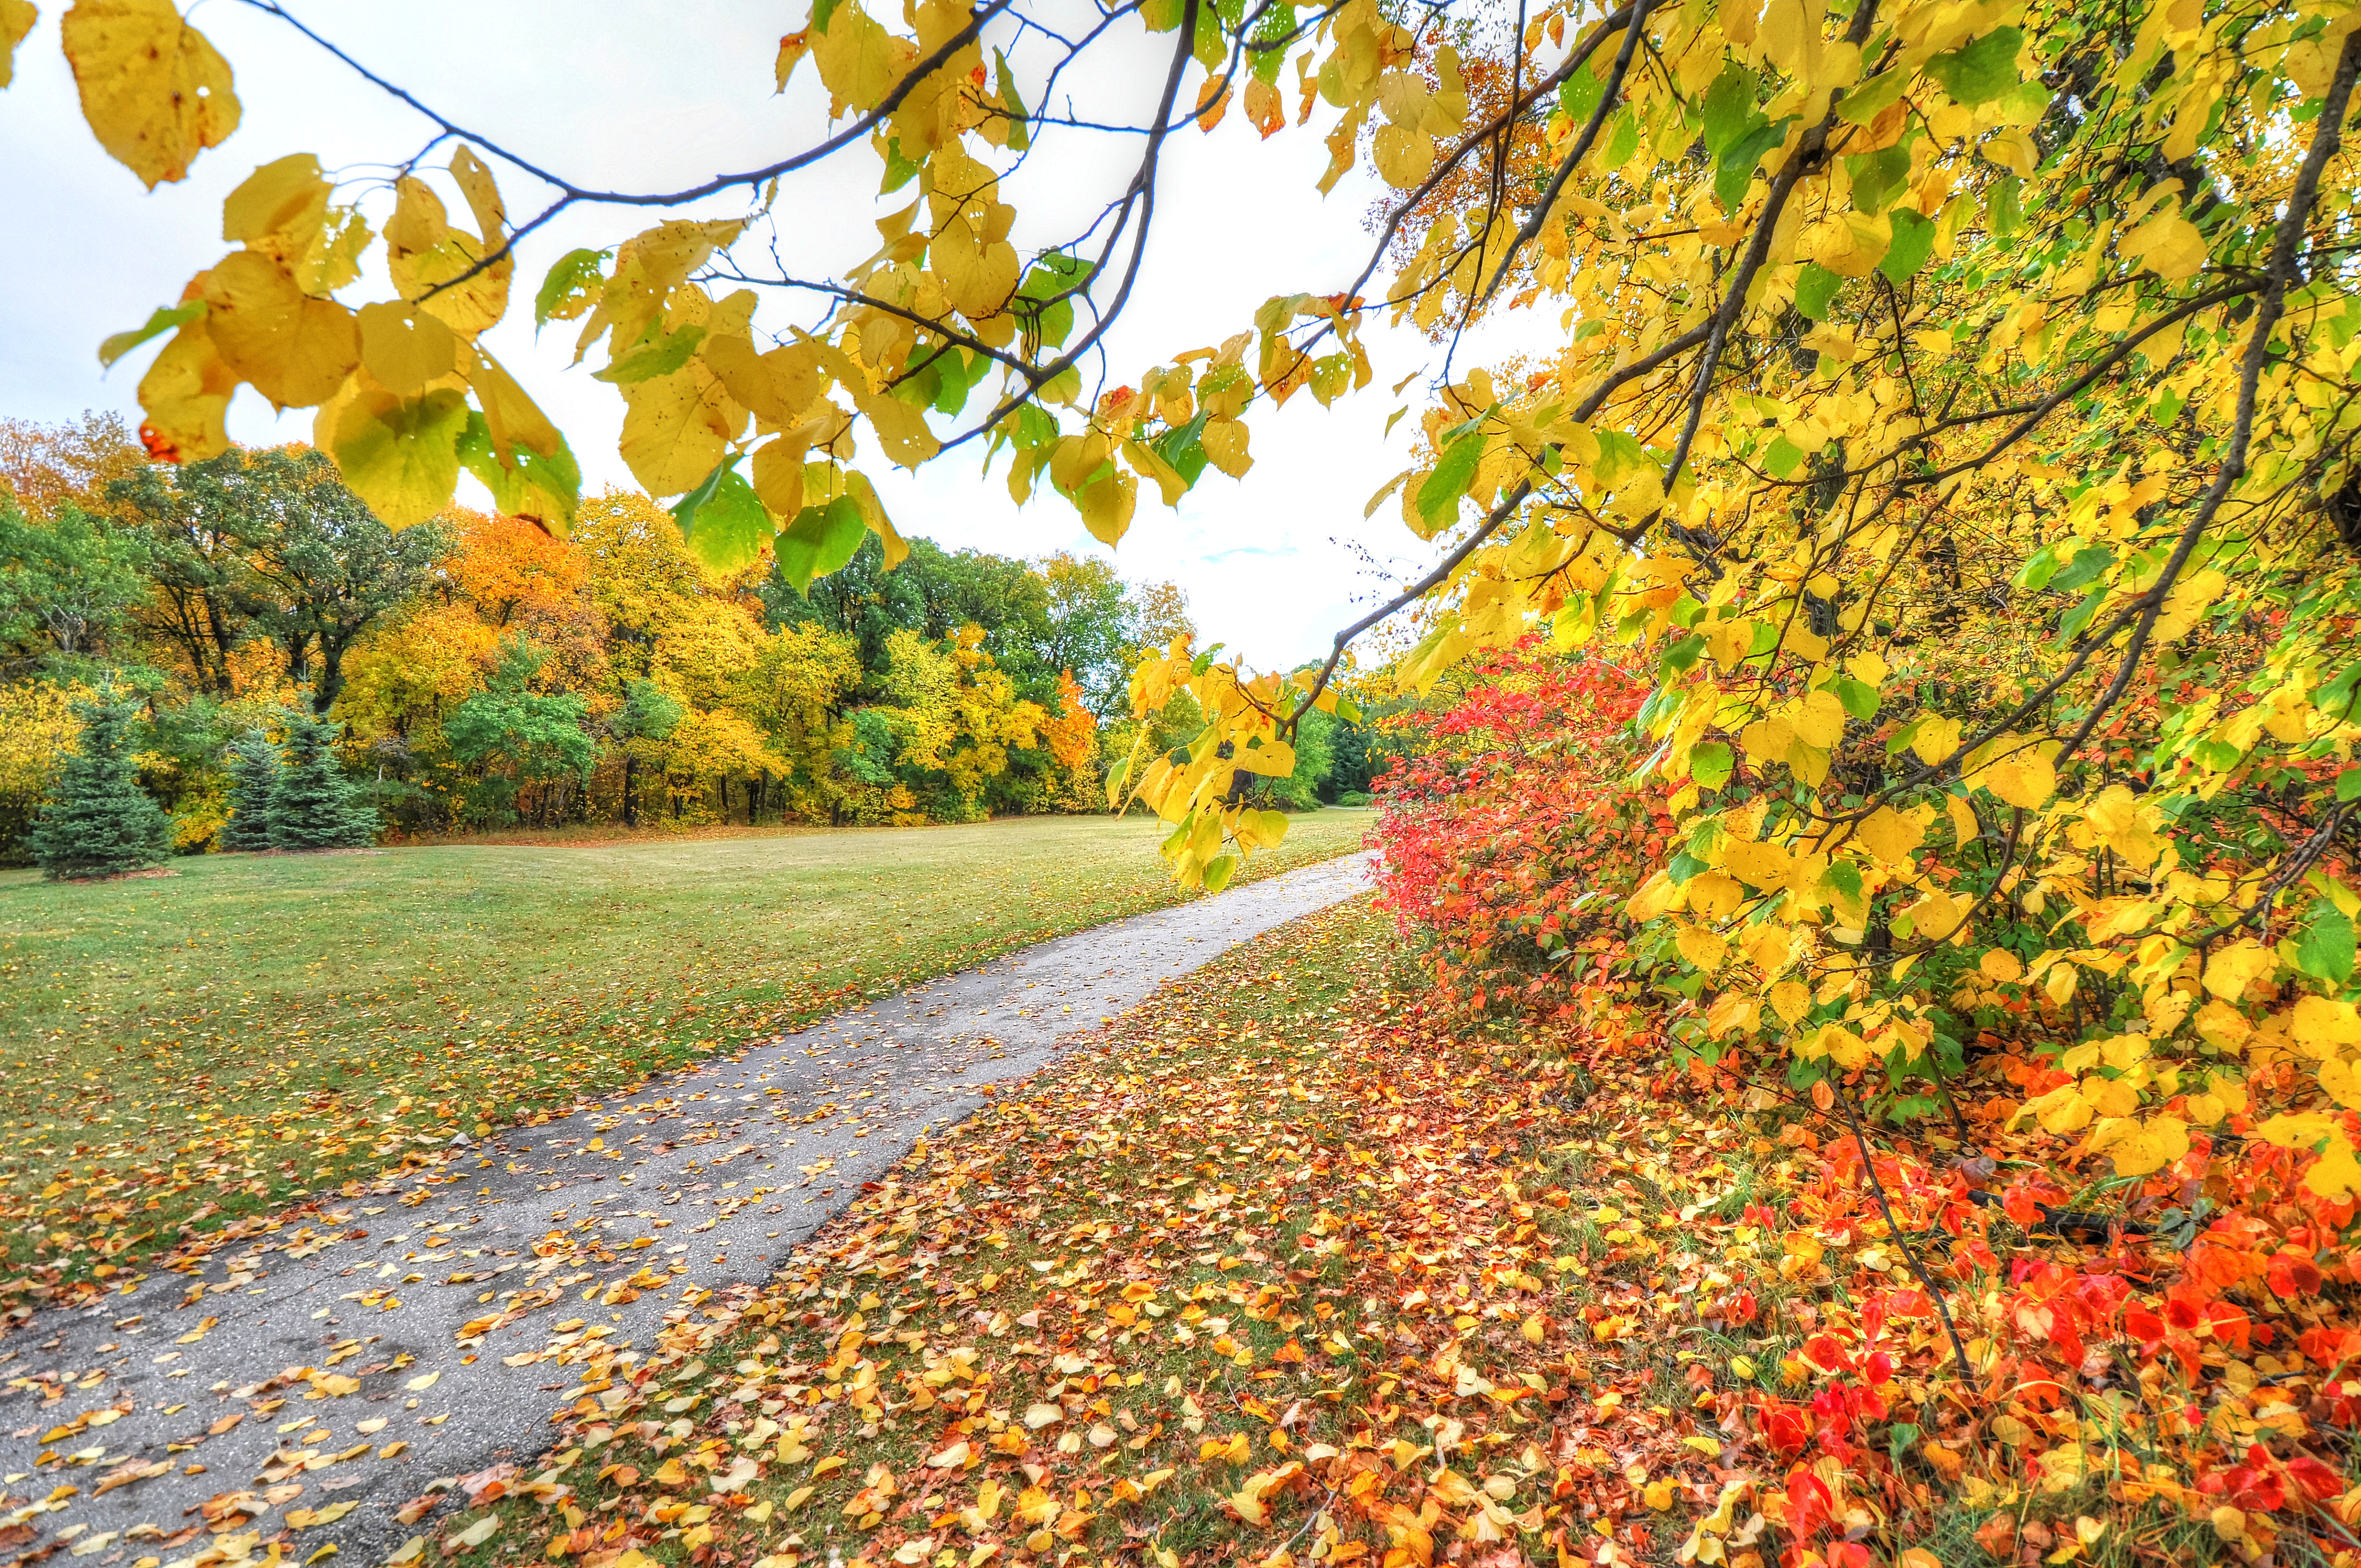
[0,413,1375,860]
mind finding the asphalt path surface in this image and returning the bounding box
[0,852,1373,1566]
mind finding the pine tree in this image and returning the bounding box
[28,687,171,880]
[217,728,280,851]
[268,710,377,850]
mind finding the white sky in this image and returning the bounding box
[0,0,1514,669]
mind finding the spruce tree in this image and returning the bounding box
[28,688,171,880]
[217,728,280,851]
[268,710,377,850]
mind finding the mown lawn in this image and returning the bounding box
[0,811,1370,1288]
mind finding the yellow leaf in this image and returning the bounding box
[1768,980,1810,1026]
[1682,1436,1722,1459]
[704,335,828,427]
[451,1516,498,1550]
[0,0,36,90]
[1854,805,1923,867]
[2306,1137,2361,1201]
[2202,940,2275,1003]
[810,2,918,115]
[2090,1115,2189,1177]
[1677,925,1728,972]
[1977,743,2055,809]
[1981,127,2036,176]
[1944,793,1979,846]
[1200,416,1252,478]
[1979,949,2023,983]
[221,153,329,253]
[1789,688,1848,749]
[2292,996,2361,1049]
[448,144,505,243]
[1372,124,1436,188]
[1910,713,1962,766]
[135,315,235,462]
[356,302,456,398]
[618,364,746,497]
[932,226,1020,320]
[330,386,469,528]
[61,0,240,188]
[1074,467,1138,547]
[1642,1478,1677,1511]
[200,251,360,407]
[2119,208,2206,282]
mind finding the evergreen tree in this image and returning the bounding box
[268,710,376,850]
[27,687,170,880]
[217,728,280,851]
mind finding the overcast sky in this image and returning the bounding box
[0,0,1510,668]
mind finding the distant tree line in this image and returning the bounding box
[0,413,1362,873]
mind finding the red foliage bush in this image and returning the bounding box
[1368,641,1672,1012]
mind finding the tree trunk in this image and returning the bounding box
[623,754,637,827]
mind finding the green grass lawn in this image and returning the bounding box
[0,810,1370,1288]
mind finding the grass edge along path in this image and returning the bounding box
[0,815,1368,1311]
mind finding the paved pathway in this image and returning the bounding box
[0,853,1373,1566]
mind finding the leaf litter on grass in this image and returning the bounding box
[406,900,1785,1568]
[393,899,2361,1568]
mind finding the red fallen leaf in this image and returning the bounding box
[1759,1401,1810,1457]
[2267,1249,2324,1298]
[1863,1351,1892,1385]
[2124,1304,2167,1345]
[2287,1455,2343,1501]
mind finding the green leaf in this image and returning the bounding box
[1690,741,1734,791]
[534,248,608,332]
[1831,677,1880,720]
[775,495,867,595]
[1847,145,1912,216]
[1987,175,2023,238]
[2049,543,2113,592]
[1202,853,1239,893]
[596,324,706,384]
[994,48,1029,150]
[1152,411,1211,488]
[1716,119,1789,211]
[99,301,205,369]
[456,414,583,527]
[1878,208,1937,285]
[674,461,773,573]
[1334,694,1364,726]
[2015,542,2063,592]
[1925,27,2023,105]
[1699,65,1763,159]
[878,135,922,194]
[1836,69,1909,125]
[2296,902,2357,987]
[2338,767,2361,803]
[1416,426,1487,533]
[1600,111,1641,170]
[1793,263,1843,320]
[1016,253,1092,349]
[1558,66,1606,123]
[1762,434,1806,479]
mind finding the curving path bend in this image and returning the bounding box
[0,852,1374,1566]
